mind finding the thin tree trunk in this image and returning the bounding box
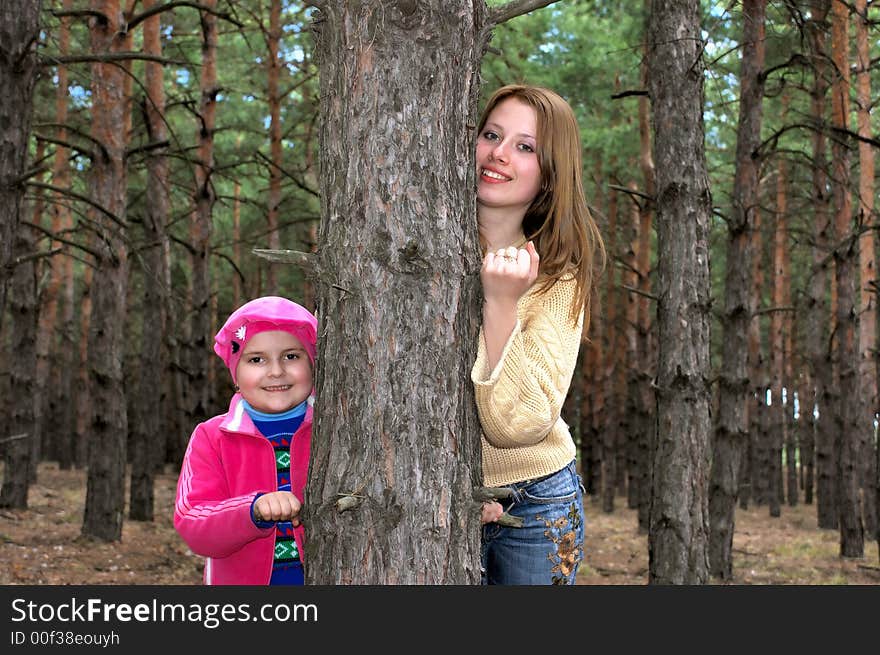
[81,0,130,542]
[830,0,864,557]
[130,0,171,521]
[580,336,601,499]
[303,0,490,584]
[769,97,787,518]
[27,143,47,485]
[776,122,797,508]
[800,376,816,504]
[602,170,619,513]
[854,0,877,538]
[189,0,218,427]
[806,0,837,530]
[709,0,766,579]
[74,249,94,470]
[748,205,767,506]
[624,185,640,510]
[264,0,283,294]
[647,0,712,584]
[51,0,76,472]
[636,10,655,532]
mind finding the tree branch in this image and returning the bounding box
[611,89,649,100]
[33,133,96,162]
[126,139,170,159]
[26,182,125,229]
[252,248,316,273]
[21,220,104,260]
[14,247,63,267]
[489,0,559,25]
[609,183,653,202]
[127,1,244,31]
[44,53,188,67]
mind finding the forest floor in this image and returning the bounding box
[1,462,878,585]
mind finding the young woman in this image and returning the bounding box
[473,85,604,585]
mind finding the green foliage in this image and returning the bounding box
[24,0,880,412]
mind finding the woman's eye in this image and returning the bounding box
[247,356,264,364]
[518,143,535,153]
[285,353,299,360]
[482,130,499,141]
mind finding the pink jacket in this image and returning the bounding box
[174,394,312,585]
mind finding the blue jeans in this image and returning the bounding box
[481,460,585,585]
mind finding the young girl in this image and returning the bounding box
[174,296,317,585]
[473,85,604,585]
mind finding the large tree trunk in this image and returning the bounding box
[0,0,40,506]
[854,0,877,538]
[130,0,171,521]
[0,0,41,328]
[647,0,713,584]
[303,0,491,584]
[81,0,130,541]
[830,0,864,558]
[709,0,766,579]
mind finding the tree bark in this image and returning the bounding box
[769,98,786,519]
[602,170,619,513]
[647,0,712,584]
[806,0,837,530]
[854,0,877,538]
[265,0,283,294]
[49,0,77,472]
[130,0,171,522]
[0,0,41,329]
[1,224,38,508]
[189,0,217,425]
[81,0,130,542]
[303,0,489,584]
[830,0,864,557]
[709,0,765,579]
[636,4,656,532]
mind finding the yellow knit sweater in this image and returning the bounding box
[471,274,583,487]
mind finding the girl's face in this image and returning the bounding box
[235,330,312,414]
[476,97,542,217]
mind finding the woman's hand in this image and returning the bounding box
[480,501,504,524]
[253,491,302,526]
[480,240,539,308]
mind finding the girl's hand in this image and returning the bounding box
[480,240,540,308]
[253,491,302,526]
[480,501,504,524]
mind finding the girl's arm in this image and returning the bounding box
[174,426,273,558]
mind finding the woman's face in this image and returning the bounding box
[475,97,542,217]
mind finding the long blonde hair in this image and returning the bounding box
[478,84,605,332]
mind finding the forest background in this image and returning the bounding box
[1,0,879,584]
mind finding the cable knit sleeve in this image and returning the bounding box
[471,276,583,448]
